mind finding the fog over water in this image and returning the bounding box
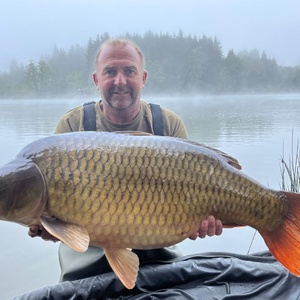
[1,0,300,71]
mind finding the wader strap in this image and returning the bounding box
[83,101,96,131]
[83,101,164,135]
[149,103,165,136]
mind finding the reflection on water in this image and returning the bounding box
[0,94,300,298]
[162,94,300,146]
[0,99,85,158]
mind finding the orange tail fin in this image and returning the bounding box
[261,191,300,276]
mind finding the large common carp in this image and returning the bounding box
[1,131,300,289]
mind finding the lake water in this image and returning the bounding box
[1,94,300,299]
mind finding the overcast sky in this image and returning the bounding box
[1,0,299,71]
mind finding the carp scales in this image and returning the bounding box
[1,131,300,289]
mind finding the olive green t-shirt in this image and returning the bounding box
[54,100,188,139]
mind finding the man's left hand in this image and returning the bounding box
[189,216,223,240]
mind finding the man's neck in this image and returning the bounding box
[99,101,141,124]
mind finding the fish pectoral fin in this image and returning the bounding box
[104,247,139,289]
[40,215,89,252]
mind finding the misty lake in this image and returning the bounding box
[1,94,300,299]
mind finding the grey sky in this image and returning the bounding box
[1,0,299,71]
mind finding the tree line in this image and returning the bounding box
[0,31,299,99]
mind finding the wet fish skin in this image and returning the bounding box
[0,131,300,289]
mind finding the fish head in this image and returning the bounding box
[0,160,47,226]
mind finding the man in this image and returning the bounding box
[30,38,223,282]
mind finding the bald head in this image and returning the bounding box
[95,38,145,70]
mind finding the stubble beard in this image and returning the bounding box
[106,89,141,111]
[109,93,134,110]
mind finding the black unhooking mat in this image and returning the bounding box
[11,251,300,300]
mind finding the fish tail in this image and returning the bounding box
[261,191,300,276]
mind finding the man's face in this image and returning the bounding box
[93,44,148,111]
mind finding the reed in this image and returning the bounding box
[280,131,300,193]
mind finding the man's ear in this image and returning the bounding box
[142,70,148,85]
[92,72,98,86]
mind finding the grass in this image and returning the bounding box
[280,131,300,193]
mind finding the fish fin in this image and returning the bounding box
[113,132,242,170]
[176,139,242,170]
[40,215,89,252]
[104,247,139,289]
[213,150,242,170]
[261,191,300,276]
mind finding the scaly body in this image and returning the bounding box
[34,132,285,247]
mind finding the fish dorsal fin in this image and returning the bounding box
[179,139,242,170]
[104,247,139,289]
[211,148,242,170]
[113,132,241,170]
[40,215,89,252]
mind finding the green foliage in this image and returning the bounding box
[0,31,299,98]
[280,132,300,193]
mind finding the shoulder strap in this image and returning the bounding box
[83,101,164,135]
[149,103,164,136]
[83,101,96,131]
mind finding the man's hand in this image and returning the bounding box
[189,216,223,240]
[28,224,59,242]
